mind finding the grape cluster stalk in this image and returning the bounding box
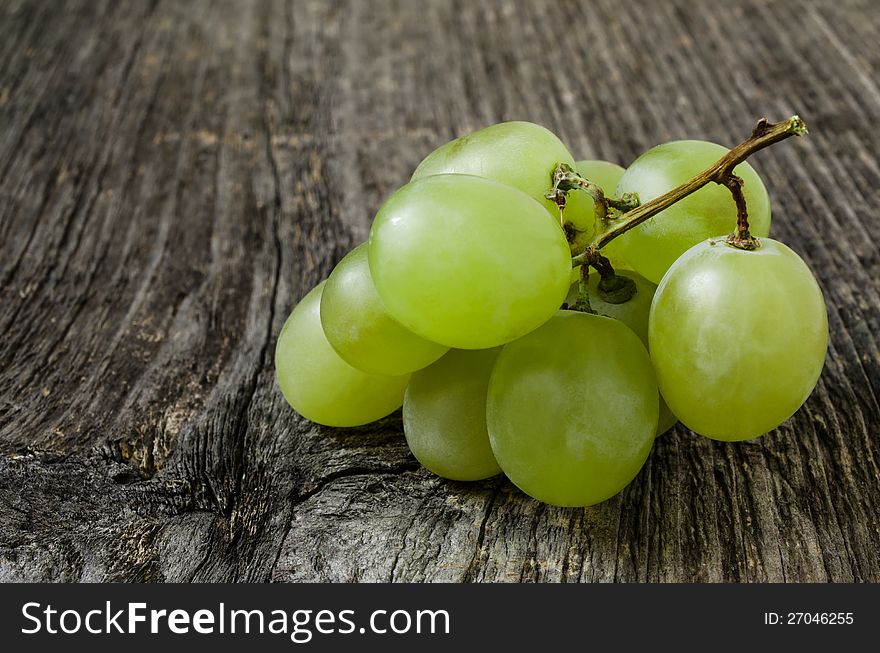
[275,116,827,508]
[568,116,808,289]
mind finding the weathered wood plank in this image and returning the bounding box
[0,0,878,582]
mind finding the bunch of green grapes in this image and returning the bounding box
[275,120,828,508]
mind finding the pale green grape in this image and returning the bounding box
[487,312,658,507]
[275,282,409,427]
[404,348,502,481]
[566,269,678,435]
[649,238,828,441]
[321,243,448,376]
[616,140,771,284]
[369,174,571,349]
[566,269,655,343]
[411,121,575,216]
[565,159,628,267]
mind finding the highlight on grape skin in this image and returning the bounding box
[273,116,826,509]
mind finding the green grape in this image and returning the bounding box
[321,243,448,376]
[403,348,502,481]
[649,238,828,441]
[565,269,654,343]
[487,312,658,507]
[565,159,629,267]
[411,121,575,216]
[275,282,410,427]
[565,269,678,435]
[369,174,571,349]
[616,140,771,284]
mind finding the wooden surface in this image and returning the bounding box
[1,0,879,583]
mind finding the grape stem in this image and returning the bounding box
[572,264,593,313]
[723,173,753,249]
[547,163,640,245]
[548,163,639,227]
[570,115,809,267]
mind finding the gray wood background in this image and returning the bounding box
[1,0,878,582]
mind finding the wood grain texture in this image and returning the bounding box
[1,0,878,582]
